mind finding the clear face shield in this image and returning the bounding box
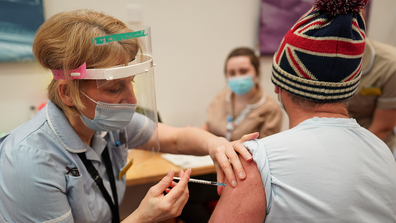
[58,27,159,165]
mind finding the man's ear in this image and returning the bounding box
[58,80,74,106]
[274,85,280,94]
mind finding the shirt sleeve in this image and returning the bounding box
[0,144,74,223]
[126,113,156,148]
[243,139,274,213]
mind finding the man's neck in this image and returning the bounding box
[288,107,349,128]
[283,93,349,129]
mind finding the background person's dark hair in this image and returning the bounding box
[224,47,260,78]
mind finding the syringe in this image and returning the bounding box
[173,177,226,186]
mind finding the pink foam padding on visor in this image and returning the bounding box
[51,63,87,80]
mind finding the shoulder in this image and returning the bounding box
[127,113,156,147]
[245,125,302,153]
[254,88,282,112]
[1,121,54,154]
[263,96,282,114]
[207,88,230,112]
[209,88,229,103]
[372,40,396,58]
[1,142,65,175]
[1,115,72,176]
[0,143,66,204]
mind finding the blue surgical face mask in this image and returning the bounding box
[228,75,255,95]
[79,92,137,131]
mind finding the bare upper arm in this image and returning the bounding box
[209,154,266,223]
[369,108,396,140]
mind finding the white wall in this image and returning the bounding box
[367,0,396,46]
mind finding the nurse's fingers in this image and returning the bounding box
[214,145,238,187]
[178,169,185,178]
[227,132,258,178]
[165,169,191,208]
[233,132,258,161]
[151,169,175,196]
[221,132,258,187]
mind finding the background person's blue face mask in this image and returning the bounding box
[79,92,137,131]
[227,75,255,95]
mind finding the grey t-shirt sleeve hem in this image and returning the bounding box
[243,139,274,214]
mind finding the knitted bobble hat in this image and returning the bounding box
[271,0,369,102]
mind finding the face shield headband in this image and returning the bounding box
[51,32,153,81]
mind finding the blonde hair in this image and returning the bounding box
[33,9,140,116]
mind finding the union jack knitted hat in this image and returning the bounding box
[271,0,369,102]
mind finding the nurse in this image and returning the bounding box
[0,10,255,223]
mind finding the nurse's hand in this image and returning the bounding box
[208,132,259,195]
[123,169,191,223]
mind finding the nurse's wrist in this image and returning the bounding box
[207,136,228,157]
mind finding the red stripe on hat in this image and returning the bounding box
[352,20,365,39]
[275,38,287,64]
[276,9,317,64]
[345,62,362,82]
[287,47,311,80]
[298,20,327,33]
[286,32,365,56]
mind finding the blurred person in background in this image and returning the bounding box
[202,47,283,141]
[348,10,396,153]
